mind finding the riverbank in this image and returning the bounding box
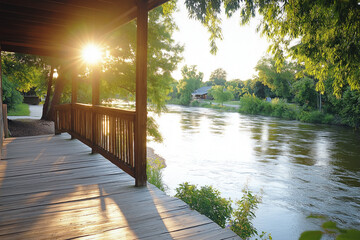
[167,96,357,130]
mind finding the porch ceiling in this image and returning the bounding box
[0,0,168,58]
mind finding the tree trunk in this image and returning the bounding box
[45,74,67,121]
[41,66,54,120]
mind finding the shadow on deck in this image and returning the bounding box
[0,134,239,239]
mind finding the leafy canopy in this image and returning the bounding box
[209,85,234,104]
[184,0,360,96]
[209,68,227,86]
[255,57,296,99]
[177,65,204,105]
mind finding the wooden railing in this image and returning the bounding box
[54,103,136,177]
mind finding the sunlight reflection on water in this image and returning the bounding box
[148,105,360,239]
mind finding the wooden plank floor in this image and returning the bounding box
[0,134,239,240]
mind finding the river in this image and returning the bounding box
[147,105,360,239]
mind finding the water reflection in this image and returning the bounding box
[149,105,360,239]
[208,114,226,135]
[179,110,201,133]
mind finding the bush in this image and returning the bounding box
[2,76,23,110]
[299,215,360,240]
[239,94,336,125]
[175,183,271,239]
[239,94,264,114]
[230,189,262,239]
[146,158,167,192]
[175,182,232,228]
[190,100,200,107]
[298,111,335,124]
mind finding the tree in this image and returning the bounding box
[291,77,318,109]
[255,57,295,100]
[177,65,203,105]
[209,85,234,105]
[101,1,183,114]
[2,76,23,110]
[184,0,360,96]
[226,79,243,100]
[1,52,49,110]
[209,68,227,86]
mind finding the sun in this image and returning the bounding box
[82,44,102,64]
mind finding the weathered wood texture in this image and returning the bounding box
[2,104,8,138]
[0,48,3,157]
[135,0,148,187]
[0,134,240,240]
[0,0,170,57]
[55,104,136,179]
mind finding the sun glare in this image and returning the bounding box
[53,69,59,79]
[82,44,102,64]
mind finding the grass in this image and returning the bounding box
[7,103,30,116]
[223,101,241,105]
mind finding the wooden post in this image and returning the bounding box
[71,70,78,139]
[2,104,8,138]
[91,66,100,154]
[134,0,148,187]
[0,47,4,151]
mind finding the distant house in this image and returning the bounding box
[192,86,212,99]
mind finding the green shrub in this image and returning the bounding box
[230,188,262,239]
[323,114,335,124]
[146,158,167,192]
[239,94,263,114]
[175,183,271,239]
[2,76,23,110]
[167,98,181,105]
[190,100,200,107]
[299,215,360,240]
[175,182,232,228]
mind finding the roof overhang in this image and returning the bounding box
[0,0,168,58]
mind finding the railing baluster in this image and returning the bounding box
[55,103,136,177]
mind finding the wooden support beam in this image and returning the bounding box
[0,46,3,156]
[71,71,78,104]
[92,66,100,106]
[134,0,148,187]
[71,70,78,139]
[91,66,100,154]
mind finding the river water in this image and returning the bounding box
[147,105,360,239]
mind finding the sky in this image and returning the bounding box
[171,0,270,82]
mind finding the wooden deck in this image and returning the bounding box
[0,134,239,239]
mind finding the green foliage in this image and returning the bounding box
[177,65,203,105]
[255,57,296,100]
[292,77,318,109]
[209,85,234,105]
[270,99,298,120]
[190,100,200,107]
[2,76,23,110]
[175,183,270,239]
[101,2,183,114]
[1,52,49,97]
[298,111,334,125]
[184,0,360,96]
[147,116,163,142]
[230,188,262,239]
[325,86,360,129]
[7,103,30,116]
[209,68,227,86]
[175,182,232,228]
[146,157,167,192]
[239,94,335,124]
[299,216,360,240]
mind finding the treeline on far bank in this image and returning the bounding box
[168,57,360,129]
